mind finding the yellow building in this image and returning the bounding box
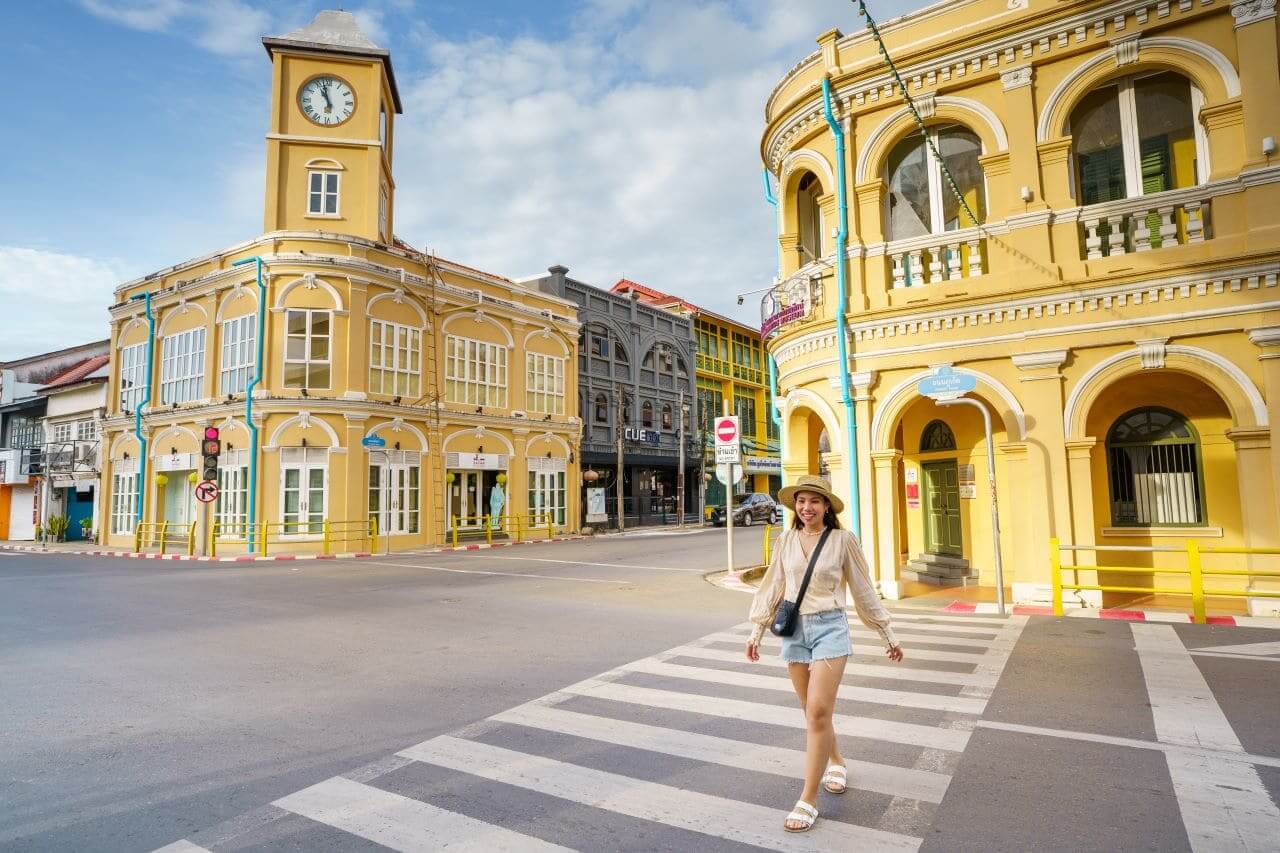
[609,281,782,504]
[762,0,1280,613]
[99,11,580,553]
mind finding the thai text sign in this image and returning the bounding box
[917,366,977,401]
[761,303,807,338]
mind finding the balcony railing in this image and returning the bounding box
[888,226,987,288]
[1078,187,1210,260]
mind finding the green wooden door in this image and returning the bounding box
[923,461,963,556]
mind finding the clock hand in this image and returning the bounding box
[321,85,332,109]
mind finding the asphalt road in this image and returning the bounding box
[3,528,1278,852]
[0,526,763,852]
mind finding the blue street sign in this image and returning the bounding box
[917,366,977,399]
[361,435,387,449]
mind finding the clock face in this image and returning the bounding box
[299,76,356,126]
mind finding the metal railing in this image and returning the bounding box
[1050,538,1280,623]
[211,518,379,557]
[448,513,559,547]
[762,524,781,566]
[133,521,196,556]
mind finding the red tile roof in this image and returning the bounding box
[38,355,110,392]
[610,279,758,333]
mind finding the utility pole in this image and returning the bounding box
[615,383,625,531]
[677,388,685,527]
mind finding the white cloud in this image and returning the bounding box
[79,0,271,56]
[0,248,121,358]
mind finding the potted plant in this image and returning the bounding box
[47,516,70,543]
[33,523,44,542]
[79,517,93,541]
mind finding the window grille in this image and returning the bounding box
[1106,408,1203,526]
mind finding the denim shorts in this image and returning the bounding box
[780,609,852,664]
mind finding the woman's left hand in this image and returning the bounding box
[886,645,904,662]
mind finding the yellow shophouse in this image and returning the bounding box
[99,11,580,554]
[763,0,1280,612]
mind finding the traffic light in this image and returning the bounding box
[201,426,220,481]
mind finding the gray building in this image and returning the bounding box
[529,266,698,526]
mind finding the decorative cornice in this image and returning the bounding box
[1232,0,1276,28]
[1248,326,1280,358]
[1011,349,1068,371]
[1113,35,1141,66]
[1136,337,1169,369]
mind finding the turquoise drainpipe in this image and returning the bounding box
[128,291,155,526]
[231,257,267,553]
[761,170,787,523]
[821,75,861,537]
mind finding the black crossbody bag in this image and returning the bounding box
[770,527,833,638]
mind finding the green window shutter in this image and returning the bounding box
[1140,135,1171,195]
[1079,145,1126,205]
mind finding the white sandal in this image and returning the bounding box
[823,763,848,794]
[784,799,818,832]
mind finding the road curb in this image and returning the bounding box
[945,600,1280,628]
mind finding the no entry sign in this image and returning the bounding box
[714,416,741,464]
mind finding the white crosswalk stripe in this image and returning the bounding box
[154,608,1029,852]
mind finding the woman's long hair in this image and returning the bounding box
[790,495,843,531]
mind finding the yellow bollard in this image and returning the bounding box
[159,521,169,556]
[134,526,142,554]
[1050,538,1063,617]
[323,520,332,556]
[1187,540,1206,625]
[484,514,492,544]
[210,522,218,559]
[187,523,195,557]
[451,515,459,547]
[547,514,553,540]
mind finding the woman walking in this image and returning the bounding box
[745,475,903,833]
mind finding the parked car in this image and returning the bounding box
[709,492,781,527]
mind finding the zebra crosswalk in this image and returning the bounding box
[158,608,1029,852]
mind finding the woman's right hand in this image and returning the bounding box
[745,641,760,662]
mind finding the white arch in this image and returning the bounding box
[265,411,341,449]
[275,274,345,311]
[151,424,200,449]
[781,148,836,195]
[156,301,209,336]
[1037,37,1241,142]
[216,285,258,322]
[871,367,1027,450]
[367,289,429,327]
[856,96,1009,183]
[527,432,571,456]
[1063,345,1268,436]
[522,327,570,356]
[783,387,843,438]
[110,432,141,457]
[442,311,514,348]
[365,418,430,453]
[442,426,515,456]
[116,316,147,345]
[213,416,251,439]
[303,157,344,170]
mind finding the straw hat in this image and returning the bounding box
[777,475,844,514]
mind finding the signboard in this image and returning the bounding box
[917,366,977,401]
[361,435,387,449]
[744,456,782,475]
[585,487,607,522]
[759,276,816,338]
[714,416,741,464]
[905,467,918,484]
[905,482,921,509]
[195,480,220,504]
[624,427,660,445]
[453,452,504,471]
[958,464,976,499]
[760,303,807,338]
[716,463,745,486]
[155,452,195,472]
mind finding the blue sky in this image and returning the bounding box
[1,0,925,359]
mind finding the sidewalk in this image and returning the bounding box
[711,565,1280,628]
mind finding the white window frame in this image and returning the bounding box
[119,343,146,413]
[111,460,139,535]
[283,309,332,390]
[160,328,206,405]
[379,181,389,238]
[75,419,97,441]
[369,319,421,397]
[215,449,249,536]
[369,450,420,536]
[525,353,565,415]
[279,447,328,537]
[51,422,73,444]
[1113,75,1207,199]
[887,127,988,237]
[527,464,567,528]
[446,335,508,407]
[307,169,341,217]
[220,313,257,396]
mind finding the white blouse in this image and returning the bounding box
[747,528,899,649]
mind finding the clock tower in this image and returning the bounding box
[261,11,402,243]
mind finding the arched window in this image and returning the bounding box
[920,420,957,452]
[1071,71,1199,207]
[641,401,654,428]
[797,173,824,264]
[886,126,986,241]
[1106,407,1204,526]
[594,393,608,423]
[662,403,673,430]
